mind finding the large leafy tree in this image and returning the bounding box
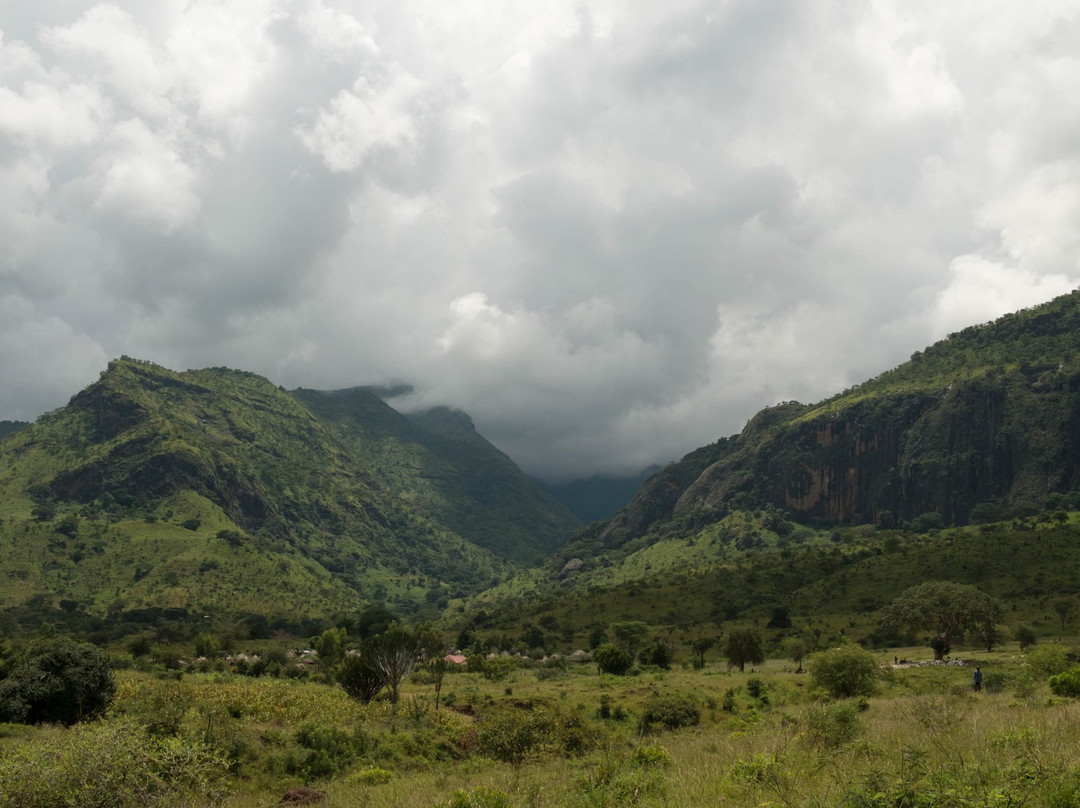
[723,628,765,672]
[0,636,115,724]
[881,580,1003,660]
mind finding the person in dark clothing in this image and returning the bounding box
[973,665,983,691]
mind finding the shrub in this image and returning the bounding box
[746,677,767,701]
[633,744,672,767]
[801,700,863,748]
[0,719,228,808]
[808,644,879,699]
[1049,666,1080,697]
[1027,642,1071,677]
[350,766,393,785]
[476,705,551,765]
[594,643,633,676]
[290,722,364,781]
[481,656,519,682]
[637,694,700,734]
[0,635,115,725]
[443,787,513,808]
[338,653,384,703]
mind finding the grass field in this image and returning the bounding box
[3,638,1080,807]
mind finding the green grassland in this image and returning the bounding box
[5,637,1080,807]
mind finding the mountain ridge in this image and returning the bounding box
[0,358,578,621]
[604,288,1080,544]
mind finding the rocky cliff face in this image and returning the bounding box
[608,290,1080,538]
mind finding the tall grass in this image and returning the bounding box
[6,657,1080,808]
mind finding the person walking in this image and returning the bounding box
[973,665,983,692]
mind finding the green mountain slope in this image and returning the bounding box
[0,358,576,622]
[292,389,579,563]
[607,289,1080,542]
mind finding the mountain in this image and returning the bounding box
[292,388,579,564]
[0,358,577,624]
[605,288,1080,543]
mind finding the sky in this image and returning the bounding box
[1,0,1079,481]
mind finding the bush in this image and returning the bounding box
[808,644,879,699]
[801,700,863,748]
[0,719,228,807]
[481,656,519,683]
[746,677,767,701]
[443,787,513,808]
[290,722,365,780]
[594,643,633,676]
[338,653,384,703]
[476,705,551,765]
[1027,642,1071,677]
[633,744,672,767]
[1048,667,1080,697]
[639,641,674,669]
[0,636,116,725]
[637,694,700,734]
[983,672,1007,694]
[349,766,393,785]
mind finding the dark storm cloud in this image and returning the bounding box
[1,0,1079,480]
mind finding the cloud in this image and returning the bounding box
[0,0,1079,479]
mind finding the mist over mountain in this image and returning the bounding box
[539,467,661,524]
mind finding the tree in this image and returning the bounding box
[357,606,398,639]
[429,658,448,711]
[881,581,1004,661]
[639,640,674,669]
[609,621,649,658]
[809,644,879,698]
[1014,624,1037,650]
[314,626,347,673]
[1053,598,1075,631]
[594,643,633,676]
[520,624,545,651]
[0,636,115,724]
[766,606,792,629]
[194,632,221,659]
[369,623,419,703]
[787,638,807,673]
[689,637,715,670]
[723,629,765,672]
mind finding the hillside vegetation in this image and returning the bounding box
[605,288,1080,545]
[0,358,577,628]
